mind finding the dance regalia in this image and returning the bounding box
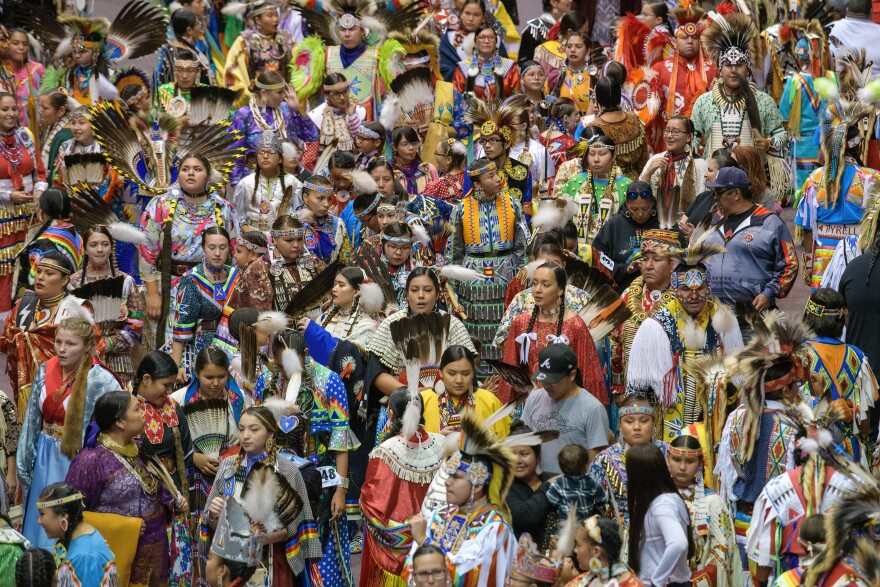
[207,452,323,581]
[439,28,507,82]
[519,14,555,63]
[628,299,743,443]
[447,189,527,366]
[680,483,743,587]
[779,73,825,191]
[640,151,708,204]
[41,118,73,187]
[501,312,608,405]
[324,42,400,122]
[494,284,593,347]
[0,293,91,416]
[10,61,44,129]
[306,103,366,173]
[169,264,240,380]
[226,259,273,313]
[590,115,649,180]
[55,66,118,105]
[558,168,631,243]
[651,56,716,120]
[565,566,645,587]
[0,127,46,311]
[553,68,594,113]
[230,102,318,186]
[55,529,119,587]
[410,502,515,587]
[393,160,440,200]
[746,463,853,577]
[18,219,83,290]
[17,357,118,548]
[53,139,121,202]
[69,270,144,386]
[232,171,303,232]
[157,82,198,115]
[66,435,177,587]
[540,133,579,177]
[424,172,465,204]
[360,429,445,587]
[460,158,533,220]
[268,252,322,313]
[310,305,378,353]
[223,29,294,105]
[588,440,668,529]
[609,277,674,395]
[802,337,878,464]
[795,162,877,289]
[421,386,510,438]
[302,214,353,264]
[452,56,521,102]
[156,44,216,87]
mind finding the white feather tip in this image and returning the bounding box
[711,303,736,334]
[257,311,290,334]
[221,1,248,15]
[798,437,819,455]
[380,97,401,131]
[108,222,146,245]
[412,223,431,246]
[817,429,833,448]
[351,170,378,196]
[440,264,485,282]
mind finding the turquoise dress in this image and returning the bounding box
[779,73,825,192]
[55,529,119,587]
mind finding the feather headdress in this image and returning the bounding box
[465,97,519,142]
[388,29,442,81]
[724,311,813,462]
[291,0,423,46]
[381,68,434,131]
[701,12,759,68]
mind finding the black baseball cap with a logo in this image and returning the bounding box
[533,344,577,383]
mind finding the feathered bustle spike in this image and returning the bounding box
[63,153,107,186]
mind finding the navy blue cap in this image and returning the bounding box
[705,167,750,190]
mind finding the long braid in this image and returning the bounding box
[251,165,262,207]
[526,305,540,334]
[556,290,566,337]
[320,304,341,329]
[81,250,89,283]
[345,296,360,337]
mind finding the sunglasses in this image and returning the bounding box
[626,191,654,200]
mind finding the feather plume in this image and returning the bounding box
[565,257,616,292]
[358,282,385,315]
[462,33,475,58]
[188,86,238,125]
[102,0,169,69]
[222,1,248,15]
[284,259,340,317]
[486,360,533,396]
[350,170,378,196]
[353,247,396,310]
[556,506,579,556]
[711,302,736,334]
[484,392,528,428]
[668,242,727,269]
[107,222,146,245]
[577,278,632,341]
[531,199,573,231]
[257,311,290,334]
[412,222,431,246]
[59,298,95,324]
[502,430,560,447]
[380,96,401,132]
[525,259,543,279]
[230,356,243,376]
[402,359,422,440]
[281,348,304,404]
[440,264,486,283]
[701,13,758,65]
[387,68,434,129]
[263,397,301,419]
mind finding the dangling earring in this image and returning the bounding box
[60,517,69,532]
[589,557,605,576]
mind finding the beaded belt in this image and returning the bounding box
[42,422,64,440]
[815,223,858,240]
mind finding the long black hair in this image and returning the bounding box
[15,548,56,587]
[133,350,178,395]
[626,444,694,574]
[526,262,567,337]
[36,483,85,549]
[81,226,119,281]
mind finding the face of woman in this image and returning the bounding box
[179,158,210,193]
[139,373,177,406]
[445,469,478,506]
[407,275,439,314]
[384,238,413,267]
[395,136,420,164]
[460,3,485,32]
[233,243,258,269]
[573,527,601,573]
[667,450,701,488]
[565,35,588,65]
[705,158,720,183]
[205,551,228,587]
[625,196,655,225]
[512,445,538,481]
[339,25,366,49]
[8,32,29,64]
[663,119,691,153]
[638,4,663,27]
[475,29,497,58]
[254,10,280,35]
[619,410,654,445]
[198,363,229,399]
[588,146,614,175]
[34,265,69,298]
[531,267,562,310]
[86,232,112,266]
[274,234,304,261]
[38,96,62,129]
[70,116,94,144]
[202,234,230,268]
[332,274,358,309]
[175,65,199,90]
[117,395,146,439]
[238,413,272,455]
[0,97,19,131]
[261,87,285,109]
[304,189,333,218]
[37,507,67,540]
[441,357,474,397]
[257,148,282,173]
[55,328,88,370]
[521,67,547,94]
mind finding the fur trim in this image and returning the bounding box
[412,222,431,246]
[60,356,94,459]
[107,222,146,245]
[711,302,736,334]
[380,96,401,131]
[296,208,313,222]
[682,317,707,349]
[257,311,290,334]
[350,170,378,196]
[440,264,486,282]
[358,282,385,315]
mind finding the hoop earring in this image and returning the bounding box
[60,517,68,532]
[650,209,657,217]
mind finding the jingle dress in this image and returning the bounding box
[55,529,119,587]
[69,270,144,386]
[17,356,118,548]
[447,188,528,367]
[802,337,878,464]
[500,312,608,405]
[0,127,46,311]
[66,434,177,587]
[360,429,445,587]
[169,264,240,380]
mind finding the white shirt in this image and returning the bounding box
[638,493,692,587]
[829,17,880,77]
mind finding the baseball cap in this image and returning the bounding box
[705,167,750,190]
[533,344,577,383]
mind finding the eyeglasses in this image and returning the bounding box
[712,188,735,198]
[325,89,348,98]
[477,137,503,145]
[257,149,278,157]
[413,569,450,582]
[626,191,654,200]
[385,243,412,253]
[435,152,450,158]
[663,128,689,137]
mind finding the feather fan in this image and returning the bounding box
[387,68,434,129]
[284,259,340,317]
[63,153,107,186]
[71,275,127,323]
[178,121,245,190]
[182,398,230,459]
[188,86,238,126]
[241,462,305,531]
[565,257,616,292]
[577,284,632,341]
[502,430,560,448]
[486,360,533,396]
[390,313,451,366]
[68,184,144,244]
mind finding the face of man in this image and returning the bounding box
[676,33,699,60]
[721,62,750,90]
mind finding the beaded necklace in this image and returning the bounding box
[250,96,285,135]
[0,131,23,170]
[98,432,159,495]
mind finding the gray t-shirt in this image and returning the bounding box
[523,388,610,475]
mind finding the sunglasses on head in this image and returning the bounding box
[626,191,654,200]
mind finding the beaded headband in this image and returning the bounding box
[667,445,703,458]
[588,135,615,150]
[355,193,381,218]
[174,59,201,70]
[338,13,362,29]
[719,46,750,67]
[241,239,269,255]
[270,228,304,238]
[443,451,491,486]
[806,299,843,318]
[247,1,277,17]
[72,36,101,51]
[619,405,654,416]
[382,234,413,244]
[676,22,700,37]
[468,160,497,178]
[70,107,90,120]
[255,79,286,91]
[37,492,84,509]
[584,515,603,543]
[303,181,334,194]
[376,204,397,213]
[39,259,73,276]
[125,87,149,109]
[521,62,544,76]
[671,268,706,290]
[357,126,382,140]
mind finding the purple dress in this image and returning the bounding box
[66,442,175,585]
[230,103,318,185]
